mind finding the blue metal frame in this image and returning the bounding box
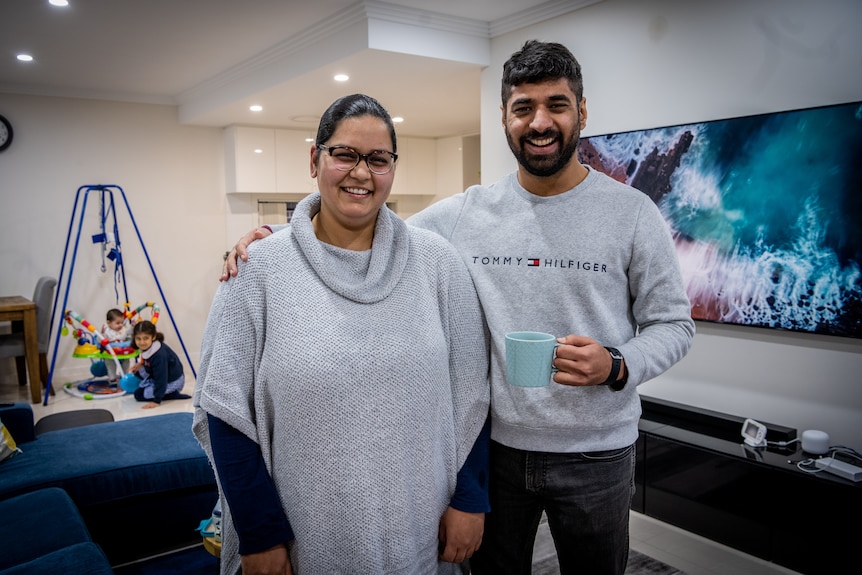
[45,184,197,405]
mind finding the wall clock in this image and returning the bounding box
[0,114,13,152]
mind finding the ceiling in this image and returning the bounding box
[0,0,602,138]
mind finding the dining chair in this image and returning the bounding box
[0,276,58,388]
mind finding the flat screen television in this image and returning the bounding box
[578,101,862,339]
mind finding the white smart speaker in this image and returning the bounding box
[801,429,830,455]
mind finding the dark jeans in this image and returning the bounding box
[470,440,635,575]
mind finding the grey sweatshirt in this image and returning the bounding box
[408,167,694,453]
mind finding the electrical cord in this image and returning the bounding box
[795,458,822,474]
[792,445,862,474]
[767,438,800,448]
[828,445,862,460]
[826,446,862,466]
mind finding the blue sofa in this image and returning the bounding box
[0,487,113,574]
[0,403,217,566]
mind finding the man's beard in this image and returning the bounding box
[506,127,580,178]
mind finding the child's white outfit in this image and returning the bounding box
[101,322,131,381]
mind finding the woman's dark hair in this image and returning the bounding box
[501,40,583,107]
[315,93,397,153]
[131,320,164,349]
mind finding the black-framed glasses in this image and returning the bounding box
[316,144,398,175]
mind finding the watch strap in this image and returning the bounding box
[602,347,626,391]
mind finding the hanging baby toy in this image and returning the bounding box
[123,300,161,325]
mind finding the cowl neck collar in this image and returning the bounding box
[290,192,410,304]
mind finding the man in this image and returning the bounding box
[222,40,695,575]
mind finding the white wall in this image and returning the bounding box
[482,0,862,446]
[0,94,226,384]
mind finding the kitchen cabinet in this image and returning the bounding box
[225,126,315,195]
[224,126,276,194]
[275,130,316,195]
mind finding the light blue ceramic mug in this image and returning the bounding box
[505,331,560,387]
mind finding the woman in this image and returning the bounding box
[193,94,490,575]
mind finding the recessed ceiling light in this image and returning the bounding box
[249,105,263,112]
[49,0,69,7]
[304,137,314,142]
[16,54,34,62]
[254,148,263,154]
[334,74,349,82]
[392,117,404,123]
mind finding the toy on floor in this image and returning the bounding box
[63,380,123,399]
[119,373,142,392]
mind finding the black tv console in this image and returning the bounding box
[635,397,861,575]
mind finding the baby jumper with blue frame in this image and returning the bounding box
[46,184,197,405]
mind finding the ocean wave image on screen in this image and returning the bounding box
[579,102,862,338]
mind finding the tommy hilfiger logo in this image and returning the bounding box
[470,256,608,272]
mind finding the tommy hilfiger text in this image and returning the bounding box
[470,256,607,272]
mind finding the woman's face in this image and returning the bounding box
[310,116,395,236]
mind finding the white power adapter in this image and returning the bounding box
[801,430,830,455]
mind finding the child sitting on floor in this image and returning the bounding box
[127,320,190,409]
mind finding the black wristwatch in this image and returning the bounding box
[602,347,627,391]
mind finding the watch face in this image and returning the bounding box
[0,115,12,152]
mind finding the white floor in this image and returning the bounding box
[2,365,195,422]
[628,512,799,575]
[2,359,799,575]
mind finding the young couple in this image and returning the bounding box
[195,40,694,575]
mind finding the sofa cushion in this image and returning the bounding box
[0,412,214,506]
[0,542,113,575]
[0,487,93,570]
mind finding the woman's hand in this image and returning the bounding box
[240,543,292,575]
[438,507,484,564]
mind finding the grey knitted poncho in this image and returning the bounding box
[193,193,489,575]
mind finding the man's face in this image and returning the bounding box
[502,78,587,178]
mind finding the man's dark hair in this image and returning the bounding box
[501,40,583,107]
[315,93,397,153]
